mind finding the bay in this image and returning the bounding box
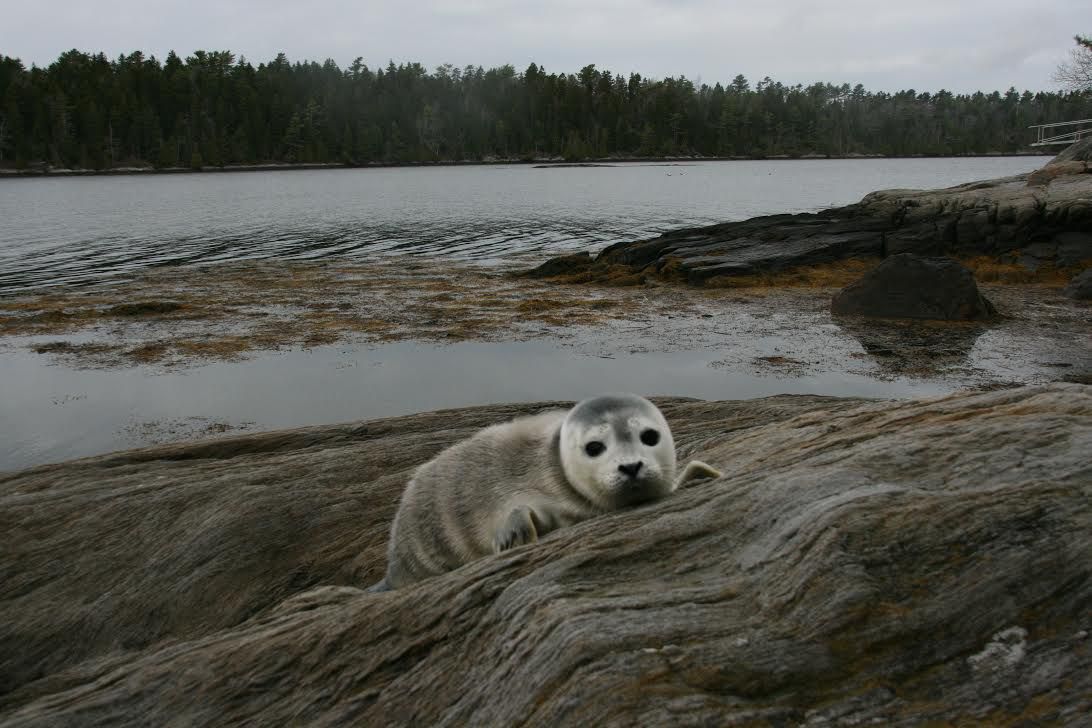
[0,157,1048,293]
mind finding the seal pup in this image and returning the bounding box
[370,393,720,591]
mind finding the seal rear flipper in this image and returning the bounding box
[674,460,722,489]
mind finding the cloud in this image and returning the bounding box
[1,0,1086,92]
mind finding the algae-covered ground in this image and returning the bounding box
[1,257,1087,374]
[1,259,656,367]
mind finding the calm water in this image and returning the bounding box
[0,157,1061,472]
[0,336,953,472]
[0,157,1047,293]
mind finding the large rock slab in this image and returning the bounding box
[831,254,997,320]
[1,385,1090,725]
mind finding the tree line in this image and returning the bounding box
[2,49,1090,170]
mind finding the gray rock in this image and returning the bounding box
[1,385,1090,726]
[1064,269,1092,300]
[1049,136,1092,164]
[1027,161,1087,187]
[1020,241,1059,271]
[1055,232,1092,267]
[831,254,997,320]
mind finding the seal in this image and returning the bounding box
[370,394,721,591]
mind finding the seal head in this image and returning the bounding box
[559,393,677,509]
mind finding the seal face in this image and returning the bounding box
[559,393,677,510]
[371,394,684,591]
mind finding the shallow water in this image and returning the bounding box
[0,335,952,472]
[0,157,1047,293]
[7,277,1089,474]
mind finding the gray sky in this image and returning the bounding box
[3,0,1089,93]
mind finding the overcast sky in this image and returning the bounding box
[3,0,1089,93]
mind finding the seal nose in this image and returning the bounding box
[618,461,643,479]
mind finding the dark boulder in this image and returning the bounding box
[1064,269,1092,300]
[831,254,997,320]
[1055,232,1092,267]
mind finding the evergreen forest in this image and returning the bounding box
[2,49,1090,170]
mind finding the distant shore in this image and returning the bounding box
[0,151,1053,178]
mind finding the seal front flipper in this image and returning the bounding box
[674,460,722,489]
[493,505,542,553]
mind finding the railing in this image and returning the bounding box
[1028,119,1092,146]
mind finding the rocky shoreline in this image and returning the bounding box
[1,385,1089,724]
[526,141,1091,286]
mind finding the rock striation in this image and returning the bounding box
[2,385,1090,725]
[831,254,997,320]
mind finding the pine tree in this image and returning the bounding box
[1,93,21,165]
[1,48,1090,170]
[157,138,175,168]
[282,112,304,162]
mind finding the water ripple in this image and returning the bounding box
[0,158,1046,293]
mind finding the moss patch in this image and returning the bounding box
[1,260,663,368]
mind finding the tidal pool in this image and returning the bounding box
[1,334,955,472]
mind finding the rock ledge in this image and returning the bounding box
[527,143,1092,284]
[1,385,1090,725]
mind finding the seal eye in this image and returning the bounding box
[584,441,606,457]
[640,429,660,446]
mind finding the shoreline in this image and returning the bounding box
[1,255,1087,472]
[1,144,1086,467]
[0,151,1054,178]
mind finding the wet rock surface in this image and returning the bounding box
[533,147,1092,284]
[831,254,997,320]
[1065,268,1092,300]
[2,385,1090,725]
